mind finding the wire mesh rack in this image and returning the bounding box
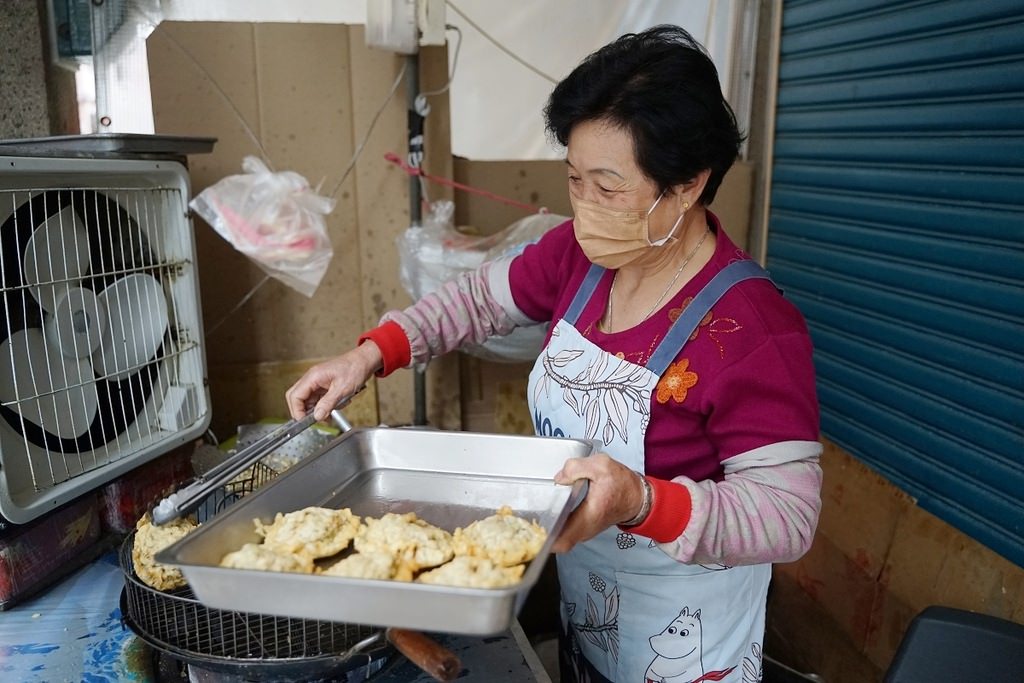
[118,458,389,674]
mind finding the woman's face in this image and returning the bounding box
[566,119,654,207]
[566,119,681,241]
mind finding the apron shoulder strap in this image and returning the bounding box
[646,259,773,376]
[564,262,607,325]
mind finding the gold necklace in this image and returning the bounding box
[606,228,710,331]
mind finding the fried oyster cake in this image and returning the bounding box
[452,506,547,567]
[255,506,361,559]
[132,513,198,591]
[417,555,526,589]
[353,512,454,571]
[220,543,315,573]
[320,551,414,581]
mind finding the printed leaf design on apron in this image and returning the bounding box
[563,385,580,414]
[572,580,620,659]
[636,387,651,412]
[583,594,606,651]
[699,562,732,571]
[534,349,584,413]
[533,373,550,406]
[551,349,586,367]
[585,394,601,437]
[606,362,641,383]
[539,345,651,446]
[605,587,621,662]
[589,353,608,383]
[602,388,629,444]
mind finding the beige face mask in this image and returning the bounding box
[571,193,685,269]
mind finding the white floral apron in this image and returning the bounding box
[528,259,773,683]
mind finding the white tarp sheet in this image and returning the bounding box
[152,0,751,160]
[443,0,748,160]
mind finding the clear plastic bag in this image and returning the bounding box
[189,156,336,297]
[397,200,568,362]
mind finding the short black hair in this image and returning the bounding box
[544,25,743,205]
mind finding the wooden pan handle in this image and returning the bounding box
[385,627,462,682]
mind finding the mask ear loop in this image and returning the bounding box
[647,200,690,247]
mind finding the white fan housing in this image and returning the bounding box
[0,155,210,523]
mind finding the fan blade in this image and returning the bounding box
[23,206,91,314]
[45,287,106,360]
[92,274,169,382]
[0,328,99,439]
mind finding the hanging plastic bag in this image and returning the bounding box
[189,156,335,297]
[397,200,569,362]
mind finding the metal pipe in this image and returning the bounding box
[406,52,428,426]
[407,54,423,225]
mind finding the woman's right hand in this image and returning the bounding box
[285,341,383,421]
[551,453,647,552]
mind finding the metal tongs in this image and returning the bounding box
[151,387,363,525]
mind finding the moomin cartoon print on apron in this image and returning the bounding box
[528,260,773,683]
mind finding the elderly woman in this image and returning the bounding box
[287,25,822,683]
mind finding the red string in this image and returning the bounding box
[383,152,548,215]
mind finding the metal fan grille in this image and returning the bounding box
[0,186,202,493]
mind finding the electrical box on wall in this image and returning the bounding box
[366,0,446,54]
[46,0,130,69]
[417,0,446,46]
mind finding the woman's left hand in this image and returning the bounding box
[552,453,646,553]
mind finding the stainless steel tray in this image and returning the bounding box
[157,427,593,636]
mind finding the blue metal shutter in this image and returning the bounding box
[768,0,1024,565]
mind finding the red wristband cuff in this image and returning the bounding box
[618,476,692,543]
[357,320,411,377]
